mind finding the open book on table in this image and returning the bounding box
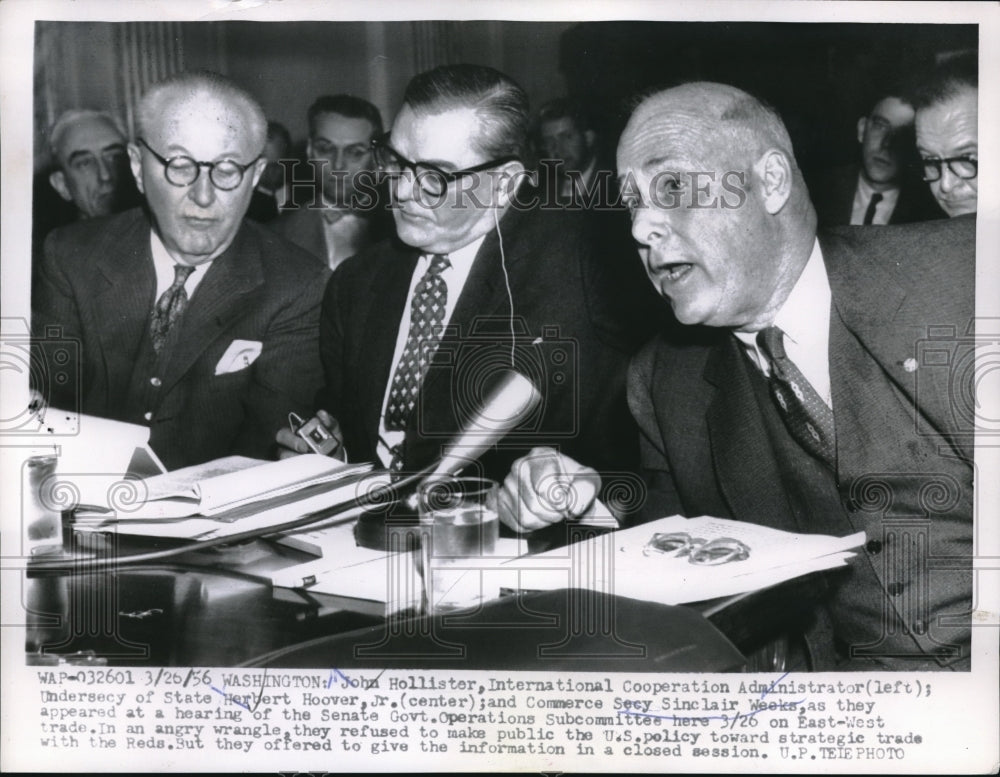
[78,454,374,520]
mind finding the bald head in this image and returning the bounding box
[137,70,266,152]
[620,82,797,178]
[616,82,816,332]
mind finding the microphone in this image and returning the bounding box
[425,369,542,480]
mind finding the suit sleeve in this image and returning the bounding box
[626,347,685,524]
[31,230,84,411]
[230,268,327,458]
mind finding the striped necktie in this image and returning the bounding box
[756,326,836,468]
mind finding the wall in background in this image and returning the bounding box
[33,20,574,173]
[32,19,975,175]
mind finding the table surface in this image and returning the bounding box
[24,519,820,671]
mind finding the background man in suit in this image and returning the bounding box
[33,70,327,470]
[915,53,978,218]
[534,98,607,207]
[247,120,292,222]
[810,90,943,227]
[277,64,648,488]
[504,82,974,671]
[32,109,142,263]
[46,109,137,220]
[271,94,391,270]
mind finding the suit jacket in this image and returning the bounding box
[810,164,945,227]
[318,204,655,485]
[32,207,329,470]
[628,216,975,668]
[270,198,395,269]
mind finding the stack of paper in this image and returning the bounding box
[71,457,386,541]
[504,515,864,605]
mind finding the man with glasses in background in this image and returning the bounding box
[277,64,648,491]
[811,87,944,227]
[914,52,978,218]
[272,94,392,270]
[32,70,326,470]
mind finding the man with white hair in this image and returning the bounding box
[46,109,137,220]
[33,71,326,469]
[504,81,974,671]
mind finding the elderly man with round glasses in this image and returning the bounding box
[32,70,327,470]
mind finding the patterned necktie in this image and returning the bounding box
[150,264,195,353]
[385,254,451,432]
[862,192,883,225]
[756,326,837,468]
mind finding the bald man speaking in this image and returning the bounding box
[32,71,327,469]
[503,82,975,672]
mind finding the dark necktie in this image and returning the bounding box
[149,264,195,353]
[862,192,883,225]
[756,326,836,468]
[385,254,451,433]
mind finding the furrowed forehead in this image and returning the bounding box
[618,103,724,174]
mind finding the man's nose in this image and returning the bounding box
[937,165,960,193]
[96,157,114,182]
[391,167,416,203]
[631,206,669,248]
[189,169,216,208]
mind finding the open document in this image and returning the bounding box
[271,513,864,609]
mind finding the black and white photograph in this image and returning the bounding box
[1,0,997,772]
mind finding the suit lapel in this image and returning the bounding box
[703,337,800,530]
[357,245,420,453]
[416,213,530,405]
[159,225,264,394]
[306,209,328,264]
[92,213,156,372]
[822,230,970,461]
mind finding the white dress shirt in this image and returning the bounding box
[375,235,486,467]
[733,238,833,408]
[150,230,211,301]
[850,174,900,226]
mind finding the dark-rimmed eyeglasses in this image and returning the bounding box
[138,138,261,191]
[371,133,519,197]
[920,155,978,183]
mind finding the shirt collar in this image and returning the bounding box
[733,238,830,359]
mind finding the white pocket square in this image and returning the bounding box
[215,340,262,375]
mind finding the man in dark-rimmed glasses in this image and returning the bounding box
[277,64,649,491]
[914,52,978,218]
[32,70,326,470]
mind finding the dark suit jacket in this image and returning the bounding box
[628,216,975,667]
[810,164,945,227]
[32,207,329,470]
[270,197,395,268]
[318,205,655,484]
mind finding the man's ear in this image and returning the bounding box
[48,170,72,202]
[493,160,528,207]
[755,149,793,215]
[127,142,145,195]
[249,157,268,190]
[583,129,597,149]
[856,117,867,145]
